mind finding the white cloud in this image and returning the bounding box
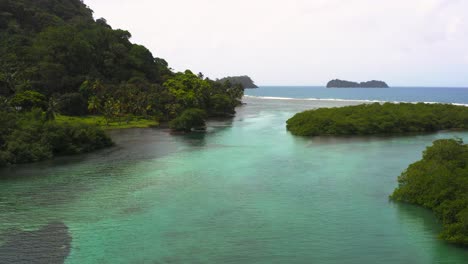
[84,0,468,86]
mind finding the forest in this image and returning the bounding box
[391,139,468,246]
[0,0,244,166]
[286,103,468,136]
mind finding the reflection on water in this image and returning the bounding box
[0,97,467,263]
[0,222,71,264]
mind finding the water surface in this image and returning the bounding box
[1,97,467,263]
[245,86,468,105]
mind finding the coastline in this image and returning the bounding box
[243,95,468,107]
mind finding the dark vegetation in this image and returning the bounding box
[169,108,207,132]
[327,79,389,88]
[0,0,246,166]
[0,106,112,167]
[286,103,468,136]
[217,76,258,88]
[391,139,468,246]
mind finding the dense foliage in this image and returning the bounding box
[169,108,207,132]
[217,76,258,88]
[286,103,468,136]
[0,0,249,164]
[326,79,389,88]
[0,107,113,167]
[0,0,246,166]
[390,139,468,246]
[0,0,244,122]
[0,0,170,96]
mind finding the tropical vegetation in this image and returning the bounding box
[286,103,468,136]
[0,106,112,167]
[217,76,258,88]
[169,108,207,132]
[0,0,245,166]
[390,139,468,246]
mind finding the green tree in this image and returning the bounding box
[9,90,47,111]
[209,94,235,116]
[391,139,468,246]
[169,108,207,132]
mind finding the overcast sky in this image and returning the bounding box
[84,0,468,87]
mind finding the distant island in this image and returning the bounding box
[217,76,258,89]
[327,79,389,88]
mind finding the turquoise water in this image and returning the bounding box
[245,86,468,105]
[1,97,468,263]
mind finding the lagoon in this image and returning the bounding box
[1,96,467,263]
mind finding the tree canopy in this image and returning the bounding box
[391,139,468,246]
[169,108,207,132]
[0,0,246,166]
[0,0,171,96]
[0,106,113,167]
[217,76,258,89]
[286,103,468,136]
[0,0,244,121]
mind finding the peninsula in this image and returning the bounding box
[327,79,389,88]
[0,0,244,167]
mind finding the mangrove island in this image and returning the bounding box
[391,139,468,246]
[286,102,468,136]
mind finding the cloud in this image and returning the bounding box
[84,0,468,86]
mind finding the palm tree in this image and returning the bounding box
[88,96,101,114]
[45,97,58,121]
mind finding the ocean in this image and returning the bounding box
[245,86,468,105]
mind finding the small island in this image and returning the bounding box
[217,76,258,89]
[327,79,389,88]
[286,102,468,136]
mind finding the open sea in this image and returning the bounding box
[0,86,467,263]
[245,86,468,105]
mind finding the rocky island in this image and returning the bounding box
[217,76,258,88]
[327,79,389,88]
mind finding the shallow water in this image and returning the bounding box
[0,97,467,263]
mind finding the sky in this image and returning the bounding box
[84,0,468,87]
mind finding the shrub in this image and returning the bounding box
[0,110,113,167]
[169,108,206,132]
[9,90,47,111]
